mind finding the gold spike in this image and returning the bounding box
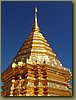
[32,7,40,32]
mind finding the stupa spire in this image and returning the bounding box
[1,7,72,96]
[35,7,38,27]
[32,6,40,32]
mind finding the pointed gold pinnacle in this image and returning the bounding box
[32,7,40,32]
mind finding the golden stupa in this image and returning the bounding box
[1,7,72,96]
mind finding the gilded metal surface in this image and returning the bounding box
[1,7,72,96]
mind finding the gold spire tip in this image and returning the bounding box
[35,6,38,13]
[35,6,38,22]
[32,6,40,32]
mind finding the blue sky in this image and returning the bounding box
[1,1,72,85]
